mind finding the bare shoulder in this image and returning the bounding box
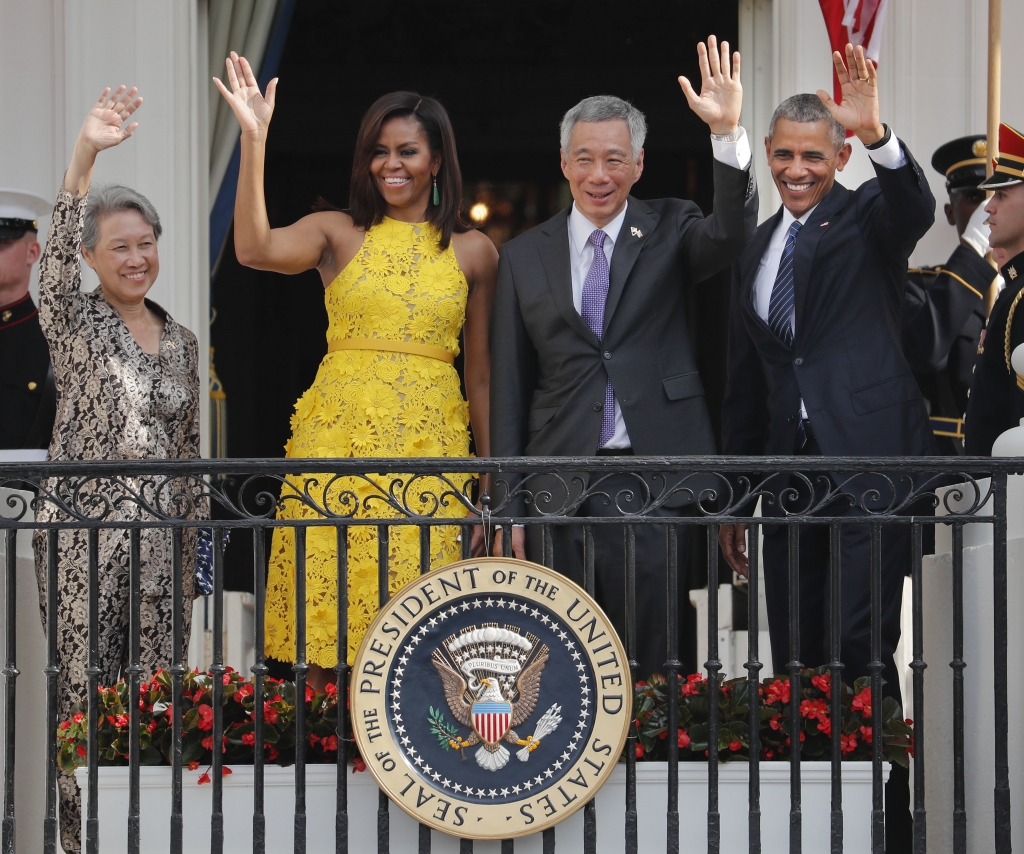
[451,228,498,283]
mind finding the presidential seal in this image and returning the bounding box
[351,557,631,839]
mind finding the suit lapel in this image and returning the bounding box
[743,209,783,314]
[792,183,849,342]
[603,197,658,334]
[537,209,599,346]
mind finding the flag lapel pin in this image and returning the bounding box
[631,226,643,238]
[820,221,829,227]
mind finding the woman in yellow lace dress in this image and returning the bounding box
[215,53,496,682]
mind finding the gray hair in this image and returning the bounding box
[560,95,647,160]
[82,184,162,252]
[768,94,846,152]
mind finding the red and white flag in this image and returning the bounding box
[818,0,890,114]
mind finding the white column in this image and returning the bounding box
[0,0,211,455]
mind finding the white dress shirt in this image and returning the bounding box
[751,130,909,421]
[569,129,753,448]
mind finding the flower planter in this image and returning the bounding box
[78,760,888,853]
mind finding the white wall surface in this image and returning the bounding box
[741,0,1024,265]
[0,0,210,454]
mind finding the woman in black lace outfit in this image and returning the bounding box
[32,87,205,854]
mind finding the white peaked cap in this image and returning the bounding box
[0,188,52,225]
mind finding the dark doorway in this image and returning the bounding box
[211,0,739,590]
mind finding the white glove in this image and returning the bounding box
[961,200,991,258]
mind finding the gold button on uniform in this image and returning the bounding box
[1,310,11,322]
[27,381,37,391]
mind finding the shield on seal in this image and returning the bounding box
[472,700,512,745]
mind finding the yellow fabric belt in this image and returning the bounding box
[327,337,455,365]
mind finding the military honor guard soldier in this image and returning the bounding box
[0,188,56,452]
[902,135,999,454]
[965,123,1024,455]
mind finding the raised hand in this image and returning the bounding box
[816,43,885,145]
[213,51,278,138]
[64,86,143,195]
[79,86,143,153]
[679,36,742,136]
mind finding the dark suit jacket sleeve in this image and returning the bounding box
[864,140,936,265]
[682,157,758,283]
[489,248,536,517]
[721,260,770,509]
[902,244,993,372]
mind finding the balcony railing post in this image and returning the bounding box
[377,525,390,854]
[869,523,884,854]
[624,523,638,854]
[293,525,308,854]
[127,528,142,854]
[951,522,967,854]
[42,529,58,854]
[746,521,762,854]
[334,524,349,854]
[170,528,184,854]
[827,522,843,854]
[910,521,927,854]
[992,473,1011,852]
[252,524,267,854]
[706,523,721,854]
[211,526,226,854]
[665,524,680,854]
[86,528,100,854]
[2,527,17,854]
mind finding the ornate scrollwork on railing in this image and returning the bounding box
[0,460,1005,527]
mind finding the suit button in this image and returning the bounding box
[794,357,804,366]
[603,351,612,360]
[27,381,37,391]
[593,403,602,411]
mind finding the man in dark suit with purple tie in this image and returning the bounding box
[718,44,934,850]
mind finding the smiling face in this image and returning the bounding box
[985,183,1024,260]
[82,209,159,306]
[560,119,644,227]
[766,118,852,219]
[370,115,440,219]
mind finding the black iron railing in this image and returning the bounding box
[1,456,1021,854]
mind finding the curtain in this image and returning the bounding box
[208,0,280,210]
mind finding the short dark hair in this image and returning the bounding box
[768,94,846,151]
[345,92,466,250]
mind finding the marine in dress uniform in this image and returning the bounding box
[903,136,1000,454]
[965,123,1024,455]
[0,189,55,451]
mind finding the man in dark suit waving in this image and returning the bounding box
[490,36,757,680]
[718,44,934,849]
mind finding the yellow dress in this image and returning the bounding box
[264,217,474,667]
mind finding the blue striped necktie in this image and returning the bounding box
[768,220,802,346]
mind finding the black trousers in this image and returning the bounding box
[760,439,912,851]
[526,470,702,681]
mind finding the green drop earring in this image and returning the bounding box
[432,174,440,206]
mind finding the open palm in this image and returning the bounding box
[816,44,882,142]
[213,51,277,137]
[79,86,143,152]
[679,36,742,135]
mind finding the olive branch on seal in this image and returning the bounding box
[428,706,461,752]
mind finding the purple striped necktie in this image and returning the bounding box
[579,228,616,446]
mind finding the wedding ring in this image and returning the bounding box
[858,77,869,82]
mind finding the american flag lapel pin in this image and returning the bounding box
[820,221,829,227]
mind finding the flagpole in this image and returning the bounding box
[987,0,1001,179]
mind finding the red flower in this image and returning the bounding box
[242,733,256,746]
[840,733,858,754]
[147,720,158,734]
[816,715,833,738]
[197,771,211,785]
[309,733,320,746]
[811,673,832,699]
[765,679,790,706]
[657,730,667,740]
[763,750,775,760]
[262,703,279,725]
[729,740,742,751]
[59,721,70,731]
[188,761,200,771]
[223,674,231,685]
[322,735,338,752]
[267,746,279,761]
[201,736,213,750]
[305,685,314,703]
[114,714,129,728]
[800,699,828,721]
[352,756,366,773]
[73,713,84,724]
[76,745,86,757]
[678,729,691,749]
[769,714,783,731]
[197,704,214,732]
[324,683,338,697]
[635,743,644,759]
[635,680,647,688]
[859,725,873,745]
[222,767,232,776]
[851,687,872,718]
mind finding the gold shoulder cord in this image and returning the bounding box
[1005,286,1024,390]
